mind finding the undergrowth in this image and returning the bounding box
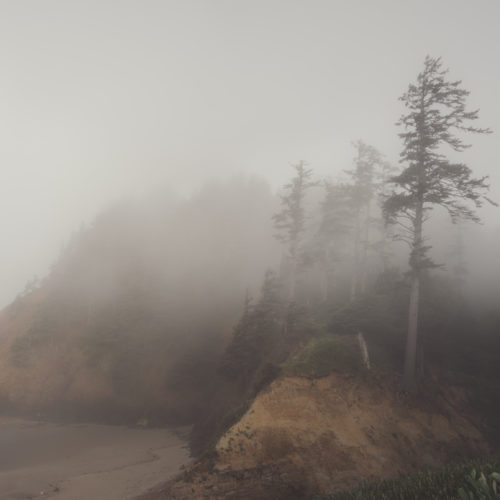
[313,455,500,500]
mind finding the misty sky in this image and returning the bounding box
[1,0,499,308]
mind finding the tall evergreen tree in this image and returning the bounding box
[374,159,398,272]
[220,270,283,384]
[384,56,492,392]
[273,161,318,302]
[346,141,384,299]
[316,181,354,302]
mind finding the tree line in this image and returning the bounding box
[227,56,494,394]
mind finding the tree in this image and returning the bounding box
[384,56,492,392]
[316,181,354,302]
[372,159,398,273]
[345,141,384,299]
[273,161,318,302]
[220,270,284,384]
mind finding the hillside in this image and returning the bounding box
[140,370,489,499]
[0,171,499,500]
[0,177,279,424]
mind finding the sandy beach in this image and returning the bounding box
[0,417,191,500]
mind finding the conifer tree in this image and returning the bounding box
[345,141,384,299]
[220,270,283,383]
[384,56,492,392]
[374,159,398,272]
[273,161,318,302]
[316,182,354,302]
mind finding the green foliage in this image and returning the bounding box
[220,270,285,382]
[252,362,282,395]
[283,335,362,378]
[328,274,408,370]
[383,56,492,391]
[314,457,500,500]
[458,469,500,499]
[384,56,491,232]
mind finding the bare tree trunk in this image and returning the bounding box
[402,200,423,393]
[289,259,297,303]
[350,207,361,301]
[321,248,329,303]
[402,269,420,392]
[360,202,371,294]
[279,251,294,303]
[289,240,298,303]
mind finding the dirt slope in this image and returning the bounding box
[141,371,488,499]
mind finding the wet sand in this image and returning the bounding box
[0,417,191,500]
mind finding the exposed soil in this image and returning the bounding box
[140,371,489,499]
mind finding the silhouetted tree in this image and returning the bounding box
[384,56,492,392]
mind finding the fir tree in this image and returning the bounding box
[316,181,354,302]
[384,56,493,392]
[273,161,318,302]
[346,141,384,299]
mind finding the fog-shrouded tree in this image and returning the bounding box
[220,270,284,385]
[345,141,385,299]
[371,159,399,273]
[315,181,354,303]
[384,56,493,393]
[273,161,318,302]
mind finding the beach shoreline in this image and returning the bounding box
[0,417,191,500]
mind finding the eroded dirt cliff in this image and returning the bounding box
[140,371,489,499]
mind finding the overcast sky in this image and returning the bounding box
[1,0,499,307]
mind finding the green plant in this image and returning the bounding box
[313,456,500,500]
[458,469,500,499]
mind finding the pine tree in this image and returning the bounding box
[384,56,492,393]
[316,181,354,302]
[345,141,384,299]
[273,161,318,302]
[220,270,283,384]
[374,159,398,272]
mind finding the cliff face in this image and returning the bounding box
[151,371,488,499]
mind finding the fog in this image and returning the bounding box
[3,5,500,498]
[1,0,500,308]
